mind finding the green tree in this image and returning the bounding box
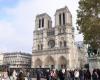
[77,0,100,50]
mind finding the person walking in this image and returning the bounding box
[12,70,17,80]
[17,71,25,80]
[92,69,98,80]
[84,69,91,80]
[65,70,70,80]
[58,69,64,80]
[45,69,50,80]
[79,69,84,80]
[97,69,100,80]
[36,69,41,80]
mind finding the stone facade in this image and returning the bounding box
[32,6,80,69]
[3,52,31,68]
[89,57,100,71]
[75,41,88,68]
[88,48,100,71]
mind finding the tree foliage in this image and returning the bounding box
[77,0,100,49]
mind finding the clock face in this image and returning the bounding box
[48,40,55,48]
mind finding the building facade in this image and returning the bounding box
[0,53,4,65]
[32,6,80,69]
[75,41,88,68]
[3,52,31,68]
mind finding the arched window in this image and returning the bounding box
[38,44,40,50]
[42,18,44,27]
[41,44,43,50]
[64,41,66,47]
[63,13,65,25]
[59,28,61,33]
[38,44,43,50]
[39,19,41,28]
[60,41,62,47]
[59,14,61,25]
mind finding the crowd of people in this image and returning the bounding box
[0,69,25,80]
[37,68,100,80]
[0,68,100,80]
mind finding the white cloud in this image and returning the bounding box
[0,0,82,53]
[0,21,15,39]
[0,0,34,53]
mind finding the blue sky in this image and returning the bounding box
[0,0,19,8]
[0,0,17,20]
[0,0,83,53]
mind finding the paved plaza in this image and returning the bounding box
[0,78,46,80]
[32,78,46,80]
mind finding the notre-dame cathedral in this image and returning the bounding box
[32,6,83,69]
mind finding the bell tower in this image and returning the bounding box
[33,13,52,51]
[54,6,76,68]
[54,6,73,48]
[55,6,72,27]
[35,13,52,30]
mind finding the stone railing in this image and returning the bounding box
[88,56,100,60]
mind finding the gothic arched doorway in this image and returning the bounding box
[35,58,42,68]
[44,56,55,69]
[58,56,68,68]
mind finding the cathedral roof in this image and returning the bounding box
[36,13,51,18]
[55,6,71,16]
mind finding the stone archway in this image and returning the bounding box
[35,58,42,68]
[44,56,55,69]
[58,56,68,68]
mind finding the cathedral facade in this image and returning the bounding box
[32,6,80,69]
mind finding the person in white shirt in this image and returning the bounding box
[12,70,17,80]
[74,69,79,80]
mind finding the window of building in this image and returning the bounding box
[38,44,40,50]
[48,40,55,48]
[41,44,43,50]
[59,14,61,25]
[59,28,61,33]
[42,18,44,27]
[63,13,65,25]
[58,28,65,34]
[38,44,43,50]
[60,41,62,47]
[63,28,65,33]
[64,41,66,47]
[39,19,41,28]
